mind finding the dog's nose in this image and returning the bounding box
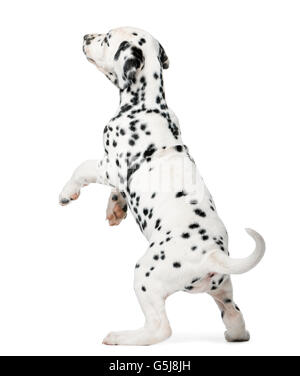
[83,34,90,41]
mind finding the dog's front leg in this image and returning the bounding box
[59,159,111,205]
[106,189,127,226]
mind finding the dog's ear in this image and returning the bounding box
[123,45,145,84]
[158,43,169,69]
[114,41,144,87]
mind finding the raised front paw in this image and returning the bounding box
[106,202,127,226]
[59,181,81,206]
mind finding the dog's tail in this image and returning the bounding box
[205,228,265,275]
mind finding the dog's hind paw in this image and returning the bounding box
[225,330,250,342]
[103,329,146,346]
[103,327,171,346]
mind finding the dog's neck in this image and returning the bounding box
[119,59,167,111]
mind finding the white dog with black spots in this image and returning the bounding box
[59,27,265,346]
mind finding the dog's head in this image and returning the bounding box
[83,27,169,89]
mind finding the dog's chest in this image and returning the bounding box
[103,113,179,153]
[102,112,184,185]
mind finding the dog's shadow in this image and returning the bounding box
[169,332,225,344]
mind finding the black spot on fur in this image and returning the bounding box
[139,38,146,46]
[175,190,187,198]
[121,104,132,112]
[194,209,206,217]
[155,219,161,229]
[143,144,157,159]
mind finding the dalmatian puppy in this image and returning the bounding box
[59,27,265,346]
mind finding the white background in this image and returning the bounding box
[0,0,299,356]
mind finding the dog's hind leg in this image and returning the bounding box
[103,291,171,346]
[103,269,172,346]
[59,159,111,205]
[208,277,250,342]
